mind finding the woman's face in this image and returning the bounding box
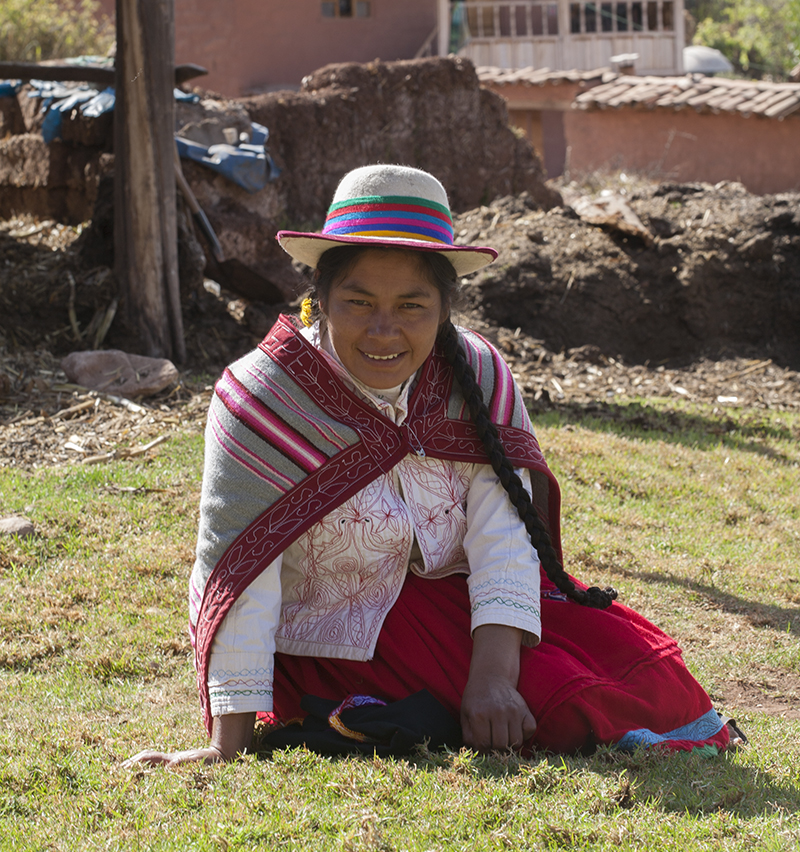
[320,250,448,389]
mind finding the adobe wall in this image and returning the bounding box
[564,108,800,195]
[482,80,586,112]
[242,57,560,225]
[482,80,590,178]
[97,0,436,96]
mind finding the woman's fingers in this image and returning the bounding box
[461,713,488,752]
[521,708,538,743]
[462,710,532,752]
[122,747,224,768]
[122,750,174,768]
[460,684,538,752]
[493,707,537,751]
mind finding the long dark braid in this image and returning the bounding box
[306,244,616,608]
[438,319,617,609]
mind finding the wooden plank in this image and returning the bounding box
[0,60,206,86]
[114,0,184,362]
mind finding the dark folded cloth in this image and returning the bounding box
[261,689,462,756]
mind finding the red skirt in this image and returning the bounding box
[270,573,729,754]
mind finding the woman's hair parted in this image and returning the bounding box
[305,245,616,609]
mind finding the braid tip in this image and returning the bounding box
[583,586,618,609]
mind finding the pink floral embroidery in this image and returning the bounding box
[399,458,470,573]
[276,459,472,651]
[277,475,414,652]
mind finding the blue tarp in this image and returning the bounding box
[0,79,278,192]
[175,122,280,193]
[81,87,116,119]
[24,82,201,143]
[39,86,102,143]
[0,80,21,97]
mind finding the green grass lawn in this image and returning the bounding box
[1,397,799,851]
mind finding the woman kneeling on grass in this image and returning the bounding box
[126,165,740,766]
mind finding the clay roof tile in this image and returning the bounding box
[762,92,800,118]
[486,68,800,120]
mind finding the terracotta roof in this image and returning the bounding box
[574,74,800,119]
[477,66,613,87]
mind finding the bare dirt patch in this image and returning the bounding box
[0,345,210,470]
[716,670,800,721]
[459,180,800,368]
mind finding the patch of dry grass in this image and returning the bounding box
[536,400,800,716]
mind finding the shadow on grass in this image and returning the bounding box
[616,565,799,638]
[535,399,799,465]
[255,742,800,819]
[578,745,800,817]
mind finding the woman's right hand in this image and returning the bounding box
[122,712,256,769]
[122,746,227,768]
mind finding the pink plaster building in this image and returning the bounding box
[567,74,800,194]
[96,1,683,96]
[476,66,609,177]
[97,0,438,95]
[480,68,800,193]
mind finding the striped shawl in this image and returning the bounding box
[190,315,561,733]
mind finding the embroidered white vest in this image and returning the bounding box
[274,453,473,660]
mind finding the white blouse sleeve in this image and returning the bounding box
[207,553,283,716]
[463,465,542,646]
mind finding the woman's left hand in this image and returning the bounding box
[460,624,537,752]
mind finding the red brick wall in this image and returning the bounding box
[97,0,436,96]
[564,107,800,195]
[482,80,586,178]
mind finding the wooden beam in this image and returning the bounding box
[0,60,207,86]
[437,0,450,56]
[114,0,185,362]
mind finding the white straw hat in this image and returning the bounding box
[276,164,497,275]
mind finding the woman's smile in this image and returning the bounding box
[320,250,448,389]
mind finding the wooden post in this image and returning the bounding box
[674,0,686,74]
[437,0,450,56]
[114,0,185,362]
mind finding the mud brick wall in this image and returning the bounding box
[243,56,560,226]
[0,84,112,223]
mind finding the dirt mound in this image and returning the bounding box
[458,180,800,368]
[4,171,800,420]
[18,56,560,303]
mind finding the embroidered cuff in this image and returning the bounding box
[468,575,541,643]
[208,664,273,716]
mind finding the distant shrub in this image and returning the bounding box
[693,0,800,80]
[0,0,114,63]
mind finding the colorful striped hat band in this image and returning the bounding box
[276,164,497,276]
[322,194,455,245]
